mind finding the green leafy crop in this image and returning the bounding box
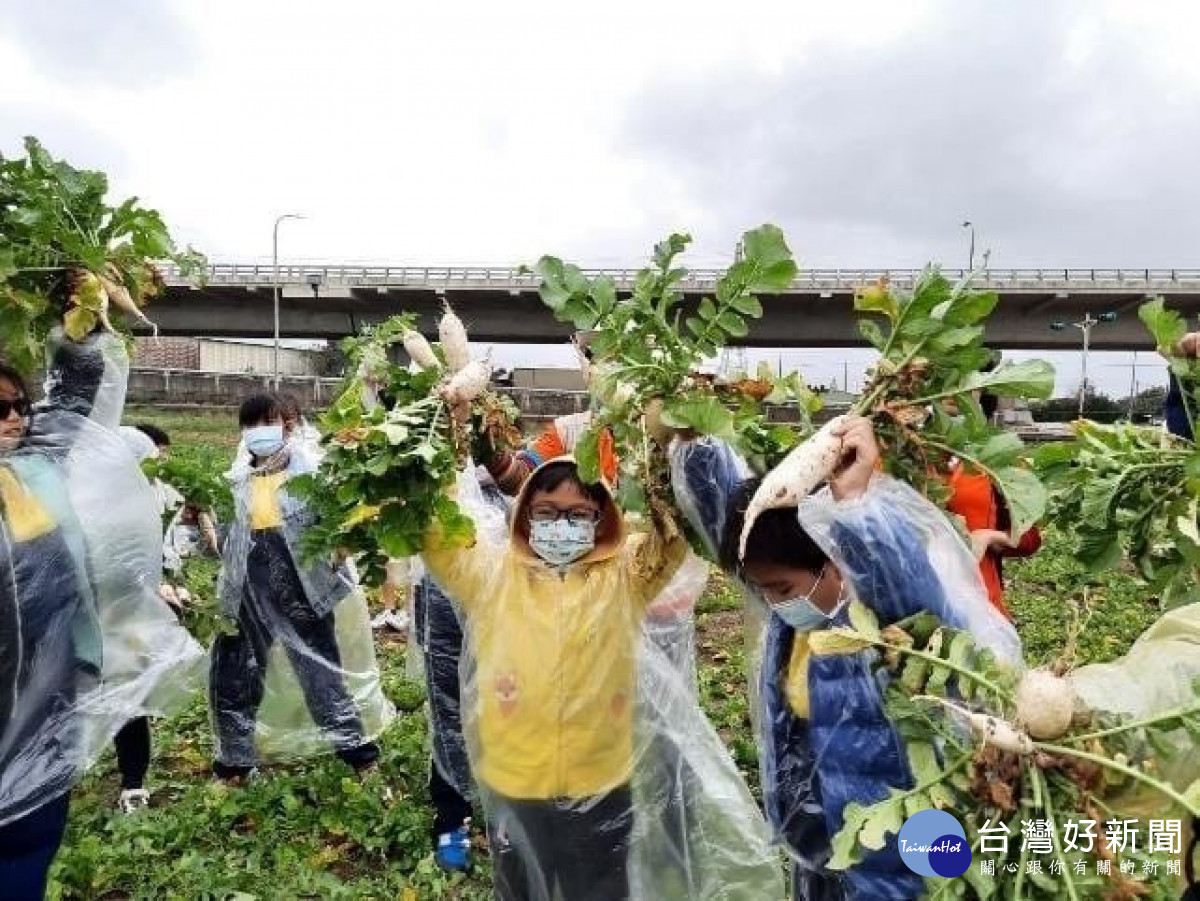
[827,609,1200,901]
[851,269,1055,536]
[0,136,205,374]
[1036,298,1200,607]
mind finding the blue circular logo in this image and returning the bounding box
[897,809,971,878]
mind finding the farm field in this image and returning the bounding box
[46,411,1161,901]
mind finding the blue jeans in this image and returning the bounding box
[0,792,71,901]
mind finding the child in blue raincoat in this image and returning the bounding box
[672,416,1020,901]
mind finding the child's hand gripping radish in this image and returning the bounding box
[737,414,851,559]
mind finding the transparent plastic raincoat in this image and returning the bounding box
[211,441,393,767]
[671,436,1021,901]
[0,332,204,827]
[422,460,785,901]
[1072,603,1200,813]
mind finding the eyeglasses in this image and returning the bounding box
[0,398,30,420]
[529,506,602,527]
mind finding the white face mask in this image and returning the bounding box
[770,566,849,633]
[244,424,285,459]
[528,518,597,568]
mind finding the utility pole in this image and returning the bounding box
[1051,312,1117,418]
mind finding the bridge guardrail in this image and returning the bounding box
[159,262,1200,292]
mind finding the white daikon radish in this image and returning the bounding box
[97,266,157,334]
[738,416,846,559]
[402,329,441,371]
[438,304,471,372]
[444,359,491,404]
[1015,669,1077,740]
[968,711,1035,755]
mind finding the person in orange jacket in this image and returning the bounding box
[945,390,1041,620]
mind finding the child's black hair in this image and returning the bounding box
[719,478,829,575]
[0,361,30,400]
[238,393,281,428]
[135,423,171,447]
[526,460,609,508]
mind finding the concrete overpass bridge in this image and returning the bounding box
[153,263,1200,350]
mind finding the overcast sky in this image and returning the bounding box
[2,0,1196,395]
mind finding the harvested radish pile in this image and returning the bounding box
[290,309,521,587]
[0,136,205,374]
[825,607,1200,900]
[1037,299,1200,608]
[532,226,819,530]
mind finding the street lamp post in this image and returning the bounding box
[1051,311,1117,418]
[961,220,975,272]
[272,213,306,390]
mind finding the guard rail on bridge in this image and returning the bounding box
[161,262,1200,294]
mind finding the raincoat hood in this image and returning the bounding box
[510,455,625,566]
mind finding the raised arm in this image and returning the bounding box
[668,436,750,559]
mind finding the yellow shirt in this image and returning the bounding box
[0,466,56,542]
[783,632,814,719]
[248,471,286,531]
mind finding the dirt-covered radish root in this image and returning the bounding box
[968,712,1035,755]
[402,329,441,371]
[443,359,491,405]
[438,304,471,373]
[738,415,845,559]
[1015,669,1077,740]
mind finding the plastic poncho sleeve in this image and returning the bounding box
[420,520,495,616]
[1166,373,1193,439]
[668,436,751,559]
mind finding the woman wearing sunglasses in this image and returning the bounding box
[0,331,202,901]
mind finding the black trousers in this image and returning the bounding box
[430,764,472,837]
[113,717,151,790]
[0,792,71,901]
[210,531,376,769]
[489,786,633,901]
[415,578,473,838]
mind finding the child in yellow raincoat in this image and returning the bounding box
[422,457,687,901]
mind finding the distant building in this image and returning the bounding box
[511,367,586,391]
[134,337,321,376]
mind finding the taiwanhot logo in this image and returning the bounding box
[897,809,972,878]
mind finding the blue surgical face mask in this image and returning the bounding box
[770,566,848,632]
[244,424,285,459]
[529,518,597,568]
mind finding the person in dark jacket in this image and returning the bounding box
[0,338,111,900]
[1164,331,1200,439]
[209,394,380,780]
[415,475,510,871]
[673,418,1020,901]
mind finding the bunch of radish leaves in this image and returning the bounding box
[1036,298,1200,608]
[142,455,234,526]
[290,314,519,588]
[533,225,817,519]
[826,607,1200,901]
[0,136,205,375]
[851,270,1055,537]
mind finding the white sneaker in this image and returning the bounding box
[118,788,150,814]
[371,609,410,632]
